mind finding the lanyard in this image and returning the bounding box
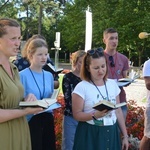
[29,68,45,99]
[91,79,109,100]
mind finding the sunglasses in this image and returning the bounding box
[87,47,104,56]
[109,56,115,67]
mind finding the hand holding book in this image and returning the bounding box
[19,89,60,110]
[93,100,127,111]
[92,109,109,120]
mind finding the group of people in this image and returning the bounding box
[0,18,57,150]
[62,28,129,150]
[0,17,149,150]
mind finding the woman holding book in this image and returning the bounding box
[62,50,86,150]
[72,48,129,150]
[0,18,43,150]
[14,34,59,89]
[19,38,56,150]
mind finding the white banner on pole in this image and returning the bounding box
[55,32,60,48]
[85,10,92,52]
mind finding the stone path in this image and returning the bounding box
[124,79,147,107]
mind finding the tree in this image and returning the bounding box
[57,0,150,65]
[1,0,150,65]
[0,0,18,18]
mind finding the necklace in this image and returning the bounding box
[29,68,45,99]
[91,79,109,100]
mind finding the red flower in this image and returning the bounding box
[54,96,145,150]
[126,100,145,140]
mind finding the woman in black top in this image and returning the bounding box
[62,50,86,150]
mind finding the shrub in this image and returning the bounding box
[54,98,145,150]
[54,94,65,150]
[126,100,145,150]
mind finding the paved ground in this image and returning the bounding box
[59,63,147,107]
[59,63,72,70]
[124,79,147,107]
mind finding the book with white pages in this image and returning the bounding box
[93,100,127,111]
[38,102,61,114]
[19,89,60,109]
[117,70,140,87]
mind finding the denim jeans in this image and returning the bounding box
[62,115,78,150]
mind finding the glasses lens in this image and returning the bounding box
[87,47,104,56]
[97,47,104,53]
[109,56,115,67]
[87,49,95,55]
[96,47,104,56]
[109,56,113,61]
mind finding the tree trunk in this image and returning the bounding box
[38,4,43,35]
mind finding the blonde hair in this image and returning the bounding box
[26,39,48,62]
[22,34,46,58]
[71,50,86,68]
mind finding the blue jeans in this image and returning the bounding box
[62,115,78,150]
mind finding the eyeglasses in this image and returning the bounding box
[87,47,104,56]
[109,56,115,67]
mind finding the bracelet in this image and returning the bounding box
[91,111,97,120]
[122,135,128,139]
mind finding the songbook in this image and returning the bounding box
[19,89,60,108]
[117,79,131,87]
[93,100,127,111]
[37,102,61,114]
[43,63,63,74]
[117,70,140,87]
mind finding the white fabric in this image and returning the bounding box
[72,79,120,125]
[85,10,92,52]
[143,59,150,107]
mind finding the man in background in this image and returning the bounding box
[103,28,129,120]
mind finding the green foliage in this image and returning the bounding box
[1,0,150,65]
[0,1,18,18]
[58,0,150,65]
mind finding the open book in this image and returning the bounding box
[43,63,63,74]
[117,70,140,87]
[19,89,60,108]
[93,100,127,111]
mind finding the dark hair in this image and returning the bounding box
[22,34,46,58]
[80,48,108,82]
[103,28,117,37]
[0,18,20,37]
